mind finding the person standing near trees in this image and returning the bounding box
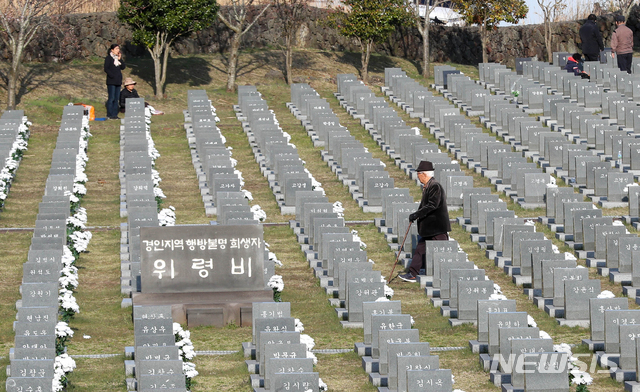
[104,44,126,120]
[399,161,451,282]
[612,15,634,73]
[579,14,604,62]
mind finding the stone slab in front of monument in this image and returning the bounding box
[134,225,273,327]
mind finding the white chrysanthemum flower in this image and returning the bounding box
[300,334,315,351]
[488,293,508,300]
[333,201,344,217]
[351,230,366,249]
[55,322,74,338]
[597,290,615,299]
[493,283,502,294]
[384,284,394,299]
[527,315,537,327]
[539,330,551,339]
[183,361,199,378]
[375,297,390,302]
[294,318,304,333]
[154,186,166,199]
[319,377,328,391]
[158,207,176,226]
[306,350,318,365]
[269,252,283,266]
[267,275,284,292]
[564,252,577,260]
[251,204,266,221]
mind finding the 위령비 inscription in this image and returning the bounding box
[140,225,265,293]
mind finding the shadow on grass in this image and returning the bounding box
[0,64,60,107]
[319,50,397,80]
[127,55,213,94]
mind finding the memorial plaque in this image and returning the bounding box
[487,312,528,356]
[362,301,402,344]
[406,368,452,392]
[140,225,265,293]
[522,352,570,392]
[589,298,628,341]
[564,279,601,320]
[605,310,640,353]
[477,299,517,343]
[6,378,53,392]
[272,372,319,392]
[388,342,432,391]
[457,280,494,320]
[264,357,314,390]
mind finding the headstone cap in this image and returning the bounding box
[416,160,434,172]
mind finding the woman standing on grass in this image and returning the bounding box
[104,44,126,120]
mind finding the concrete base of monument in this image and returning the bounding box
[582,338,604,351]
[564,241,582,250]
[622,286,640,297]
[512,275,531,287]
[494,256,511,269]
[126,377,136,391]
[556,318,590,327]
[584,256,605,269]
[625,381,640,391]
[431,298,448,307]
[544,304,564,318]
[250,375,264,389]
[576,250,595,259]
[245,359,258,374]
[555,233,573,242]
[335,308,348,320]
[277,203,295,215]
[242,342,255,358]
[486,250,499,259]
[533,296,552,310]
[623,215,640,224]
[340,320,363,329]
[355,342,372,356]
[503,265,520,276]
[597,352,620,369]
[479,353,492,371]
[470,233,486,243]
[124,359,134,376]
[131,290,274,327]
[598,267,618,276]
[362,356,379,373]
[440,306,456,318]
[468,339,488,354]
[490,370,511,387]
[424,287,441,297]
[369,372,388,387]
[610,271,632,285]
[599,201,628,208]
[500,383,523,392]
[328,299,344,308]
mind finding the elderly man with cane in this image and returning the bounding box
[398,161,451,282]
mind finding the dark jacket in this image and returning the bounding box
[579,20,604,56]
[120,87,140,111]
[413,177,451,238]
[565,57,583,76]
[104,54,125,86]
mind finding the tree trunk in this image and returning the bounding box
[160,42,170,98]
[7,42,22,110]
[423,19,430,78]
[149,46,163,100]
[481,24,488,63]
[227,33,242,92]
[545,20,552,63]
[361,40,372,84]
[285,34,293,85]
[7,67,17,110]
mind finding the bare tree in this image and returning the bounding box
[411,0,449,79]
[218,0,271,92]
[274,0,310,85]
[536,0,566,62]
[0,0,81,109]
[0,0,52,109]
[615,0,635,18]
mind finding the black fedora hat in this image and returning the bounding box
[416,160,434,172]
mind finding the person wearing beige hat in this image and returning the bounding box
[119,77,140,113]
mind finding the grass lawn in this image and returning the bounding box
[0,49,630,391]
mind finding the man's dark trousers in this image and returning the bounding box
[408,233,450,277]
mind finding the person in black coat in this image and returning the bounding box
[579,14,604,62]
[104,43,126,120]
[399,161,451,282]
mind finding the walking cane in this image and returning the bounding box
[388,221,413,283]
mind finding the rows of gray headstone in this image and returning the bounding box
[234,85,313,215]
[124,305,187,391]
[119,98,159,298]
[6,106,85,392]
[0,110,29,204]
[282,179,456,391]
[184,90,258,224]
[342,68,578,391]
[286,82,393,212]
[243,302,320,391]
